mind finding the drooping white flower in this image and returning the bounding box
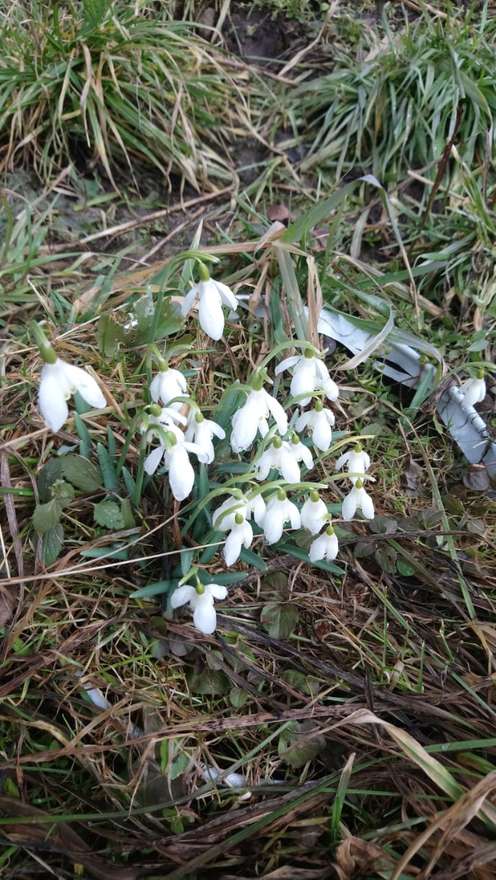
[223,514,254,566]
[144,422,202,501]
[342,480,374,521]
[296,403,335,451]
[255,435,313,483]
[150,368,188,407]
[38,357,106,432]
[335,446,371,485]
[185,412,225,464]
[275,350,339,406]
[170,582,227,635]
[142,404,187,440]
[181,274,239,341]
[200,764,247,789]
[214,494,267,530]
[263,492,301,545]
[460,376,486,407]
[309,525,339,562]
[230,385,288,453]
[301,492,328,535]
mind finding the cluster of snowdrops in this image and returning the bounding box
[34,268,379,636]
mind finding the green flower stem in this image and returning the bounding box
[30,321,57,364]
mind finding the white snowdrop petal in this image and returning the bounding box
[290,359,316,402]
[264,505,284,544]
[359,489,375,519]
[322,377,340,402]
[256,450,274,482]
[250,494,266,527]
[314,358,330,380]
[198,282,224,341]
[287,501,301,531]
[209,420,226,440]
[149,373,162,403]
[326,533,339,560]
[200,765,246,788]
[275,355,300,375]
[280,451,301,483]
[342,489,358,521]
[335,452,350,471]
[167,445,195,501]
[38,366,69,432]
[62,363,106,409]
[83,686,111,711]
[264,391,288,435]
[295,411,310,432]
[231,402,258,452]
[258,417,270,438]
[193,596,217,635]
[242,521,253,548]
[208,584,228,600]
[298,443,314,470]
[309,534,327,562]
[224,528,244,566]
[181,286,198,316]
[312,413,332,451]
[301,498,328,535]
[214,280,238,311]
[170,585,196,609]
[144,445,165,475]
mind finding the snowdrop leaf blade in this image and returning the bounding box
[130,580,173,599]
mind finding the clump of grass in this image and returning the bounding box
[0,0,248,189]
[298,10,496,182]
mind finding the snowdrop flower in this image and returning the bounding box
[335,445,371,485]
[309,524,339,562]
[181,264,239,341]
[301,491,329,535]
[38,357,106,432]
[275,349,339,406]
[263,490,301,545]
[296,400,335,451]
[256,435,313,483]
[342,480,374,521]
[185,412,225,464]
[144,423,202,501]
[230,376,288,453]
[213,493,266,531]
[223,512,254,566]
[141,404,187,440]
[150,367,188,407]
[170,582,227,635]
[32,322,106,432]
[200,764,247,789]
[460,375,486,407]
